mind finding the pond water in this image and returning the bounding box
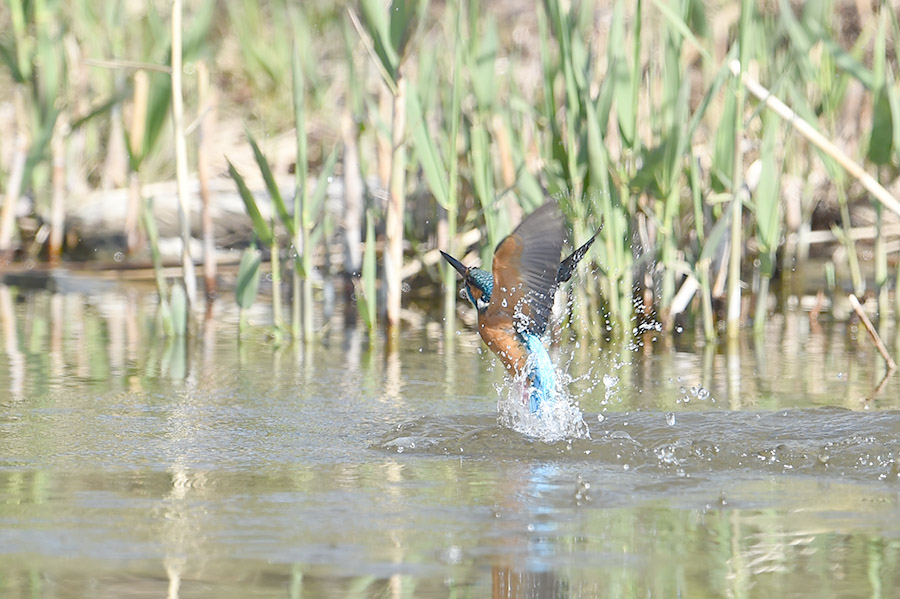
[1,280,900,598]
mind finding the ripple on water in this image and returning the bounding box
[376,408,900,482]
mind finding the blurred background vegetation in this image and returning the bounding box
[1,0,899,343]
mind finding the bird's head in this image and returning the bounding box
[440,251,494,313]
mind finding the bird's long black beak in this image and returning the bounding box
[440,251,468,277]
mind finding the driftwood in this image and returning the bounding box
[66,174,356,252]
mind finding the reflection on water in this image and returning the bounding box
[1,282,900,598]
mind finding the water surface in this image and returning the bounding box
[1,283,900,598]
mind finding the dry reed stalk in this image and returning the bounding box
[385,76,407,331]
[171,0,198,307]
[377,88,392,188]
[849,294,896,371]
[0,88,28,255]
[197,60,217,298]
[49,118,66,262]
[726,3,750,339]
[491,114,522,227]
[102,108,128,190]
[341,109,363,273]
[0,146,25,253]
[62,34,91,195]
[83,58,172,73]
[804,224,900,244]
[341,107,363,323]
[126,70,149,254]
[730,60,900,219]
[491,114,516,188]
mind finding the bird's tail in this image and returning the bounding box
[522,334,558,413]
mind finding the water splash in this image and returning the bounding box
[497,379,590,442]
[495,342,590,443]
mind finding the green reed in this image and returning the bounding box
[356,0,426,333]
[227,156,276,335]
[357,209,377,332]
[3,0,900,342]
[0,0,63,254]
[407,1,463,335]
[228,95,337,343]
[235,242,262,333]
[291,34,311,343]
[868,8,895,319]
[292,17,341,343]
[753,110,783,334]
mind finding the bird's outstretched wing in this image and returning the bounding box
[492,203,565,337]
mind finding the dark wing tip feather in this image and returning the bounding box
[557,228,600,283]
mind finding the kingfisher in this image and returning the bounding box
[441,202,598,413]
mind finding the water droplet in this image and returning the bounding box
[603,374,619,388]
[675,326,683,333]
[697,387,710,400]
[444,545,463,564]
[113,251,124,263]
[597,413,606,423]
[690,386,700,396]
[666,412,676,426]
